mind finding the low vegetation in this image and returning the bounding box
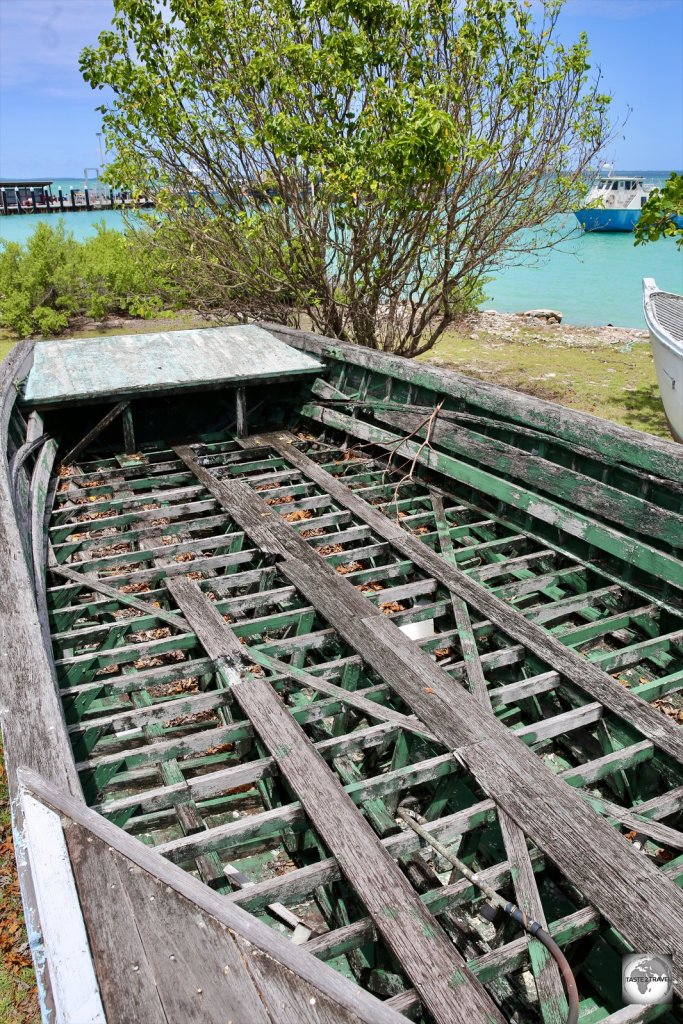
[0,220,184,338]
[634,172,683,249]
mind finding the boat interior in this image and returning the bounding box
[1,323,682,1024]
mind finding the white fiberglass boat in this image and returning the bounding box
[643,277,683,442]
[575,174,652,232]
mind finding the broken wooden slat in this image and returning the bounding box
[168,575,506,1024]
[62,401,131,467]
[266,433,683,765]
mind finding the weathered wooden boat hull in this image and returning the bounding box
[644,277,683,443]
[2,324,683,1023]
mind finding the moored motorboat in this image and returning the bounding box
[575,173,651,232]
[643,277,683,442]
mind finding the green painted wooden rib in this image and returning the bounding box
[362,402,683,549]
[268,322,683,483]
[303,403,683,592]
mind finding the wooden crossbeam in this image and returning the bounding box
[52,483,206,527]
[431,492,568,1024]
[244,646,438,742]
[264,432,683,765]
[49,497,219,545]
[175,439,683,981]
[52,514,234,567]
[304,405,683,592]
[55,527,245,575]
[48,561,192,633]
[168,575,505,1024]
[53,470,193,505]
[363,402,683,550]
[96,714,398,819]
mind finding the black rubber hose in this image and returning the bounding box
[398,807,580,1024]
[504,904,579,1024]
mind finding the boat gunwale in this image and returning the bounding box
[259,320,683,485]
[3,325,683,1020]
[643,277,683,353]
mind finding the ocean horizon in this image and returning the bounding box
[1,171,681,330]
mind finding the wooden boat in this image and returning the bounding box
[1,322,682,1024]
[644,278,683,442]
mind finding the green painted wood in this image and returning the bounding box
[22,325,324,407]
[347,401,683,550]
[303,404,683,592]
[431,489,568,1024]
[264,322,683,483]
[169,577,507,1024]
[264,432,683,765]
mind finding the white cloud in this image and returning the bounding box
[0,0,115,96]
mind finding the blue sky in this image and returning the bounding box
[0,0,681,179]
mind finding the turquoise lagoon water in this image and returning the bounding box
[2,175,681,329]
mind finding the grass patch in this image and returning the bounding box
[423,325,668,437]
[0,747,40,1024]
[0,334,16,363]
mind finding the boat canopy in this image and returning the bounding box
[22,324,325,408]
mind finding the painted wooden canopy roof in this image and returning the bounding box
[22,324,324,407]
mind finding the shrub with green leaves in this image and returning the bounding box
[81,0,611,356]
[0,220,182,338]
[634,173,683,250]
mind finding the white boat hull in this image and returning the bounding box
[643,278,683,443]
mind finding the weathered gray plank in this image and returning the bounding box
[24,769,410,1024]
[172,442,683,986]
[266,433,683,766]
[63,819,169,1024]
[49,561,193,633]
[168,575,505,1024]
[431,492,568,1024]
[0,342,80,794]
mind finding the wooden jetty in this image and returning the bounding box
[0,179,153,215]
[1,323,682,1023]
